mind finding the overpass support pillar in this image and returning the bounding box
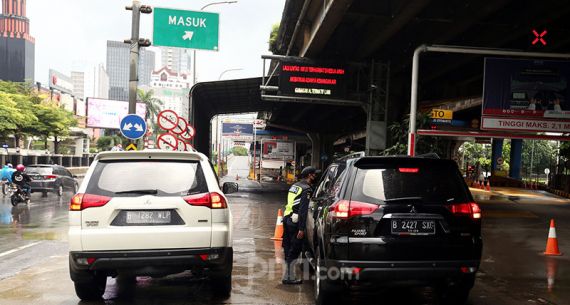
[509,139,523,180]
[491,138,504,174]
[365,61,389,156]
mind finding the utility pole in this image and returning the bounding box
[125,1,152,114]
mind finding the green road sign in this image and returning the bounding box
[153,8,219,51]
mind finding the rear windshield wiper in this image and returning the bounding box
[383,197,423,203]
[115,189,158,195]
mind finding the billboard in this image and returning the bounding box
[278,60,347,99]
[86,98,146,129]
[482,58,570,132]
[49,69,74,94]
[262,141,295,159]
[222,122,253,140]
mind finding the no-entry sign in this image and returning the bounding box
[157,110,179,131]
[157,134,178,151]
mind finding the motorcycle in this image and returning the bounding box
[10,185,30,206]
[1,180,13,197]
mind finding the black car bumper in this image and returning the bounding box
[324,259,479,286]
[69,247,233,281]
[30,181,56,192]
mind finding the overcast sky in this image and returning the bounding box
[27,0,285,96]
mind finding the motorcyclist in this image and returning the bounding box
[11,164,32,198]
[1,163,15,195]
[1,163,14,182]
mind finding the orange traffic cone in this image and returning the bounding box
[485,181,491,192]
[479,181,485,190]
[271,209,284,241]
[544,219,562,256]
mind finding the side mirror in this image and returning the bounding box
[222,182,239,194]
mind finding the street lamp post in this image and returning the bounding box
[192,1,238,85]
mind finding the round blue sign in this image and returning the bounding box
[120,114,147,140]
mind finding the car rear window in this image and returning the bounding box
[85,160,208,197]
[25,167,53,175]
[351,160,470,204]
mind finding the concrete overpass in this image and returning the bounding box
[190,0,570,172]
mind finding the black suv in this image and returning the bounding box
[26,164,79,196]
[305,154,482,305]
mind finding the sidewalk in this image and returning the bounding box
[470,186,570,205]
[220,176,291,193]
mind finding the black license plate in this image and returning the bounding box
[391,219,435,235]
[126,210,171,224]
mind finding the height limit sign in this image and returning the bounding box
[153,7,219,51]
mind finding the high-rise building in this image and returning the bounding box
[147,66,192,120]
[106,41,155,101]
[71,71,85,99]
[93,64,109,99]
[0,0,34,82]
[160,47,192,75]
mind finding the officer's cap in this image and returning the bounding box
[300,166,321,178]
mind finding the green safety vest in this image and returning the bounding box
[284,182,309,217]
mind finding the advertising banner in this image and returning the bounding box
[482,58,570,131]
[262,141,295,159]
[222,122,253,140]
[86,98,146,129]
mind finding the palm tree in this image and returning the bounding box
[137,89,164,135]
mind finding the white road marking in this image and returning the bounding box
[0,241,42,258]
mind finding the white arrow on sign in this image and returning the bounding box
[122,123,133,131]
[134,123,144,132]
[182,31,194,41]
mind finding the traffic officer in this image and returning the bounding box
[282,166,320,285]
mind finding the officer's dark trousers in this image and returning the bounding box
[282,216,303,264]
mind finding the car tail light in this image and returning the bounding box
[449,202,481,220]
[44,175,57,180]
[330,200,378,219]
[70,193,112,211]
[183,192,227,209]
[398,168,419,173]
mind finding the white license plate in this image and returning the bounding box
[126,210,171,224]
[391,219,436,235]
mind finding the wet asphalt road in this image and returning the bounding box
[0,187,568,305]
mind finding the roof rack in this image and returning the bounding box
[335,151,366,161]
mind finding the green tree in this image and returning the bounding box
[269,23,280,53]
[96,135,126,151]
[0,92,26,138]
[383,112,447,156]
[137,89,164,134]
[232,146,248,156]
[32,102,77,154]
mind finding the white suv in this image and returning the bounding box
[68,150,236,300]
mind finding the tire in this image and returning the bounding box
[210,274,232,299]
[55,184,63,197]
[11,195,18,207]
[439,276,475,305]
[210,250,233,299]
[73,183,78,194]
[1,183,7,196]
[314,246,339,305]
[73,274,107,301]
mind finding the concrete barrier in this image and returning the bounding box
[67,167,90,178]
